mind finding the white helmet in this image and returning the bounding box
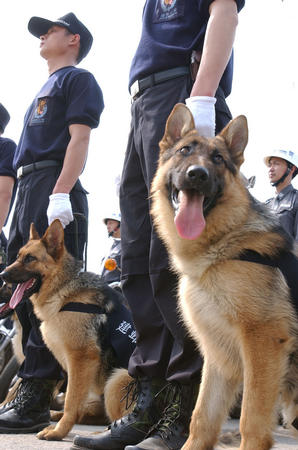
[264,149,298,170]
[264,149,298,185]
[103,212,121,225]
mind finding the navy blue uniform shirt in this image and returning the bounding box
[129,0,245,97]
[14,66,104,169]
[0,137,17,180]
[0,137,17,225]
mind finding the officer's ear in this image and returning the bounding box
[291,165,297,178]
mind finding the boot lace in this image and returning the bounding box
[110,378,142,427]
[151,383,182,440]
[111,378,170,429]
[12,379,38,414]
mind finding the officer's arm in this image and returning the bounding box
[52,124,91,194]
[294,198,298,242]
[190,0,239,97]
[0,176,15,232]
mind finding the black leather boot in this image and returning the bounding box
[71,377,168,450]
[125,382,199,450]
[0,378,56,433]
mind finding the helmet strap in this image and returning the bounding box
[108,222,120,237]
[271,165,292,187]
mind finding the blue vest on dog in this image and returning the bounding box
[60,285,136,369]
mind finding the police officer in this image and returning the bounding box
[72,1,245,450]
[0,13,104,434]
[100,212,121,285]
[264,149,298,241]
[0,104,17,278]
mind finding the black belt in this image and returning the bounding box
[17,160,62,178]
[130,66,190,100]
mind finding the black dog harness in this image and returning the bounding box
[237,249,298,314]
[238,249,298,430]
[60,286,136,369]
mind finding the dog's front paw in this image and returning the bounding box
[36,425,63,441]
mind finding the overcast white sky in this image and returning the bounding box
[1,0,297,271]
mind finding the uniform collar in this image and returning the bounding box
[276,184,294,200]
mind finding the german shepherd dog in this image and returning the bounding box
[151,104,298,450]
[0,220,134,440]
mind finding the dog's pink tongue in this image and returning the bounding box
[174,191,206,240]
[9,280,34,309]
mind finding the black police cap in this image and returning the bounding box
[0,103,10,134]
[28,12,93,63]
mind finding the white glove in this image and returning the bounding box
[47,193,73,228]
[185,96,216,138]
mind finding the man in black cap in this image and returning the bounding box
[0,103,17,275]
[0,13,104,434]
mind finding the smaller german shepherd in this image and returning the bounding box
[151,104,298,450]
[1,220,135,440]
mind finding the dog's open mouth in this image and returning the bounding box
[171,187,206,240]
[9,277,41,309]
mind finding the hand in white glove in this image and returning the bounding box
[47,193,73,228]
[185,96,216,138]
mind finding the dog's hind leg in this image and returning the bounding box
[280,344,298,437]
[182,358,240,450]
[37,350,102,441]
[239,322,291,450]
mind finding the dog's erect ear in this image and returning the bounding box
[159,103,195,153]
[29,223,40,240]
[41,219,65,260]
[219,115,248,168]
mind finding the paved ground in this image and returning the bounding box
[0,420,297,449]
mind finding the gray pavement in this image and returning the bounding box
[0,420,297,449]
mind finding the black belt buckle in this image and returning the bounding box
[17,160,61,179]
[130,80,140,99]
[130,66,189,101]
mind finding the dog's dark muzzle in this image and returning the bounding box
[0,270,11,284]
[0,269,22,284]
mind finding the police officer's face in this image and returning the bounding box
[39,26,75,60]
[268,157,288,183]
[106,220,120,234]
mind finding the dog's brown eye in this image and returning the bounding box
[212,152,224,164]
[179,146,192,156]
[23,254,37,264]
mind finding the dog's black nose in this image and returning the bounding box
[0,270,8,281]
[186,165,209,183]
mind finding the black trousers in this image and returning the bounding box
[120,75,232,383]
[7,166,88,379]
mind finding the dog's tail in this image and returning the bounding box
[104,368,134,421]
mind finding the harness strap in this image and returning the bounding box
[60,302,104,314]
[237,249,298,313]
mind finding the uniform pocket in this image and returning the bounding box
[29,96,52,126]
[153,0,185,23]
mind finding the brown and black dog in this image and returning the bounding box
[1,220,134,440]
[151,104,298,450]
